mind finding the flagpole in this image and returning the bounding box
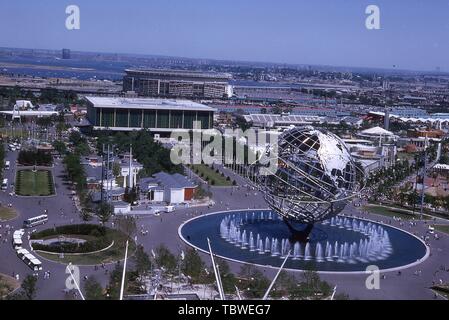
[119,240,129,300]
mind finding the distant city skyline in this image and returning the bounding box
[1,0,449,72]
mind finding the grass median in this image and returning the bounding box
[190,164,233,186]
[362,204,431,220]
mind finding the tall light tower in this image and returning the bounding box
[128,144,134,189]
[419,135,428,220]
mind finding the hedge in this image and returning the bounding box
[30,224,107,239]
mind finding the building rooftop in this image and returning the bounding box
[140,172,196,190]
[85,96,216,112]
[243,113,323,125]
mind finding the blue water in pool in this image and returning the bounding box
[180,209,428,272]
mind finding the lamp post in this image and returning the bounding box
[419,135,428,220]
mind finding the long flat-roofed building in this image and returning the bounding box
[123,68,233,98]
[85,96,215,134]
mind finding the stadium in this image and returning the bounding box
[123,68,233,98]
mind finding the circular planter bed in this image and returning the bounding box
[31,224,135,265]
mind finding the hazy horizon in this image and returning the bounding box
[1,1,449,72]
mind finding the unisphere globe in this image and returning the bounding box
[250,126,362,224]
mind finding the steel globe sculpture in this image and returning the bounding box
[250,126,362,226]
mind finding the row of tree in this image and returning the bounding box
[0,143,5,179]
[81,244,347,300]
[17,150,53,166]
[95,130,182,177]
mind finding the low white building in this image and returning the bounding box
[113,201,131,215]
[139,172,197,205]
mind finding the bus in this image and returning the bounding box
[16,248,29,260]
[12,229,24,249]
[23,253,42,271]
[12,237,23,249]
[4,161,10,170]
[1,179,8,190]
[23,214,48,228]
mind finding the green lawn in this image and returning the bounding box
[191,164,233,186]
[15,170,55,196]
[434,225,449,235]
[362,204,430,220]
[0,207,18,221]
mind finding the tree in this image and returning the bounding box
[216,259,237,294]
[105,263,122,300]
[238,264,269,298]
[0,276,12,299]
[154,244,177,273]
[18,150,53,166]
[63,153,86,193]
[52,140,67,155]
[69,131,86,145]
[112,162,121,177]
[114,215,137,239]
[133,245,152,276]
[96,202,113,224]
[36,117,53,127]
[124,187,137,204]
[74,142,90,156]
[80,208,94,222]
[56,122,68,138]
[234,116,252,131]
[21,274,38,300]
[272,271,297,297]
[100,130,182,176]
[288,268,332,300]
[182,248,205,283]
[84,277,104,300]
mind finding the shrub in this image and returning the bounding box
[18,150,53,166]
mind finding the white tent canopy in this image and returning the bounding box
[360,126,395,136]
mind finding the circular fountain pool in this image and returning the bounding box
[179,209,429,273]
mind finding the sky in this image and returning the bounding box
[1,0,449,71]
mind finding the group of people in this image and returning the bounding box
[0,224,12,243]
[43,270,52,279]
